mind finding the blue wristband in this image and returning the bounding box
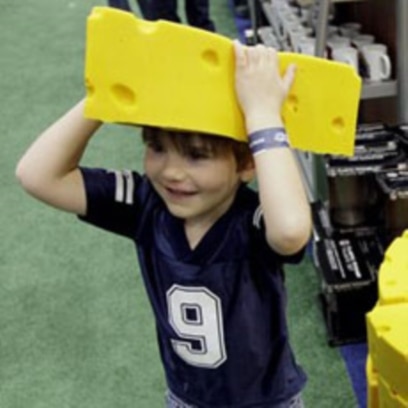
[248,128,290,155]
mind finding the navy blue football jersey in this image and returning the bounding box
[79,167,307,408]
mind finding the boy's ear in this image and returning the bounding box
[239,159,255,183]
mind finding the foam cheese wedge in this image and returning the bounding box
[366,355,379,408]
[84,7,361,156]
[378,376,408,408]
[366,304,408,402]
[378,230,408,306]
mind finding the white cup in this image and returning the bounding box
[339,22,362,38]
[288,28,308,52]
[361,43,392,81]
[282,16,304,37]
[327,25,340,38]
[298,6,311,24]
[296,37,329,57]
[352,34,375,49]
[297,37,317,55]
[327,36,351,48]
[331,46,359,72]
[257,27,280,48]
[270,1,286,37]
[276,7,297,40]
[302,26,314,37]
[327,36,350,58]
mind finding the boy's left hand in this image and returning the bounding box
[233,40,296,132]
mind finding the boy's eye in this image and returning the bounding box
[186,147,212,160]
[147,141,165,153]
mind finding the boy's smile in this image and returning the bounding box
[164,186,198,200]
[143,133,250,230]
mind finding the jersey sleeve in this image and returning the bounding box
[78,167,150,239]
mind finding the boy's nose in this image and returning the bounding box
[162,154,186,181]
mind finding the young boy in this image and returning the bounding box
[16,41,312,407]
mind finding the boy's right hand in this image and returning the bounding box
[233,40,296,133]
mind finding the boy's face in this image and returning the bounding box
[143,129,253,224]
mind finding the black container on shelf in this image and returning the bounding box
[310,124,406,346]
[325,125,406,230]
[311,200,381,240]
[388,123,408,155]
[376,169,408,246]
[313,231,384,346]
[328,173,383,229]
[325,125,405,177]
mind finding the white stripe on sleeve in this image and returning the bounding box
[112,170,125,203]
[252,206,263,229]
[123,170,134,205]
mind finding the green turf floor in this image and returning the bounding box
[1,1,357,406]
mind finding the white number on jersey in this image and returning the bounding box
[167,285,227,368]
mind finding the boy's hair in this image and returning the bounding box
[142,127,253,171]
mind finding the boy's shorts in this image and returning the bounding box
[165,390,305,408]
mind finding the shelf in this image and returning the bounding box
[255,0,406,205]
[361,80,398,99]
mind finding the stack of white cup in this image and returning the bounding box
[331,21,392,81]
[266,1,392,82]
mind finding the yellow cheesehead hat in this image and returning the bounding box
[84,7,361,156]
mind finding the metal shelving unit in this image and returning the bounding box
[396,0,408,122]
[251,0,408,202]
[312,0,408,201]
[259,0,398,101]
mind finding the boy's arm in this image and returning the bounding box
[234,42,312,256]
[16,99,102,216]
